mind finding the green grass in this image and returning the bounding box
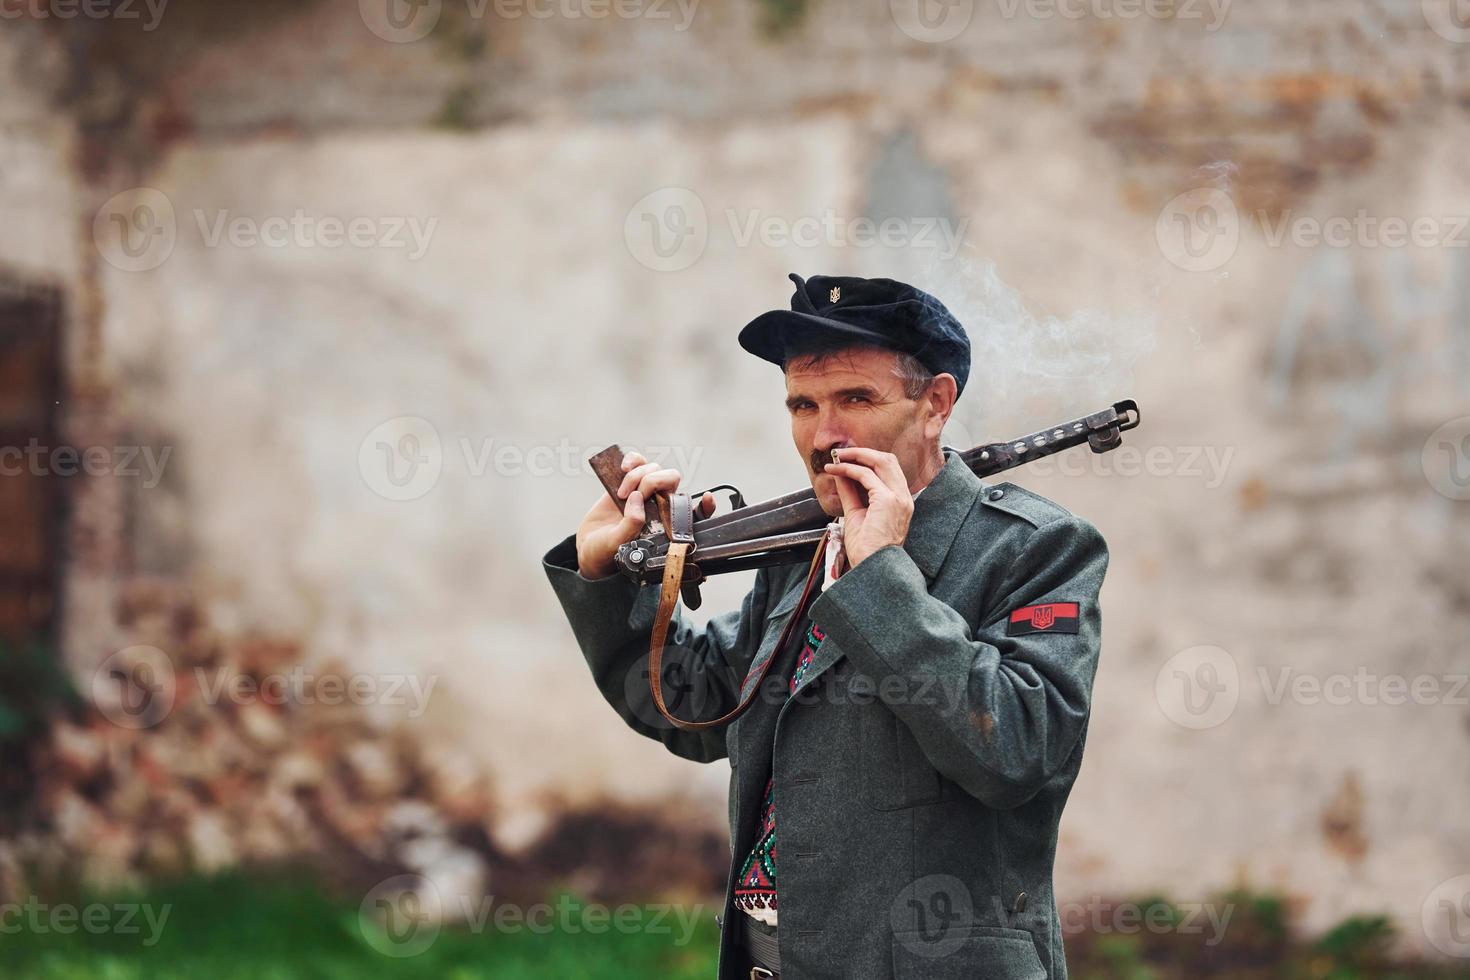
[0,875,720,980]
[5,876,1469,979]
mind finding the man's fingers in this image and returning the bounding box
[825,461,885,496]
[620,451,647,472]
[635,468,683,500]
[832,447,907,494]
[833,471,864,516]
[617,458,694,507]
[619,489,647,532]
[617,461,660,498]
[699,491,716,517]
[831,446,889,466]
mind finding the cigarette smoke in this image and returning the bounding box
[916,259,1156,450]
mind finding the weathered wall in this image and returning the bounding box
[3,0,1469,950]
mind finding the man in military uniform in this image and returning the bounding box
[543,273,1109,979]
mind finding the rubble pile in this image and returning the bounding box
[2,577,499,908]
[0,577,730,915]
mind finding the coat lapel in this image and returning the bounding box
[737,572,806,702]
[895,449,984,583]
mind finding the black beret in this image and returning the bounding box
[738,273,971,397]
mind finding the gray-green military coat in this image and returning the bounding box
[542,451,1109,980]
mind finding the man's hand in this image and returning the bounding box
[823,447,914,568]
[575,450,715,580]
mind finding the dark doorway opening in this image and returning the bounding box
[0,280,67,818]
[0,281,64,650]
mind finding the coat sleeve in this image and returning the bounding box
[542,533,779,764]
[810,515,1109,809]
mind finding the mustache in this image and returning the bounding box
[809,445,847,474]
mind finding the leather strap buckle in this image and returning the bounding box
[665,491,696,546]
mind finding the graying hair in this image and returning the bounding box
[782,342,936,400]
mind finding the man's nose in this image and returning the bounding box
[814,413,851,457]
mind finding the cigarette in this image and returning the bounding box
[830,448,842,466]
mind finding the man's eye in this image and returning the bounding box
[845,394,869,404]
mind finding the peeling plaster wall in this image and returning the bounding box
[0,29,79,288]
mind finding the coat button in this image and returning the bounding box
[988,488,1005,501]
[1012,891,1028,913]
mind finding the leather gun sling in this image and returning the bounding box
[648,499,828,732]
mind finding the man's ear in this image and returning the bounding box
[923,373,958,440]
